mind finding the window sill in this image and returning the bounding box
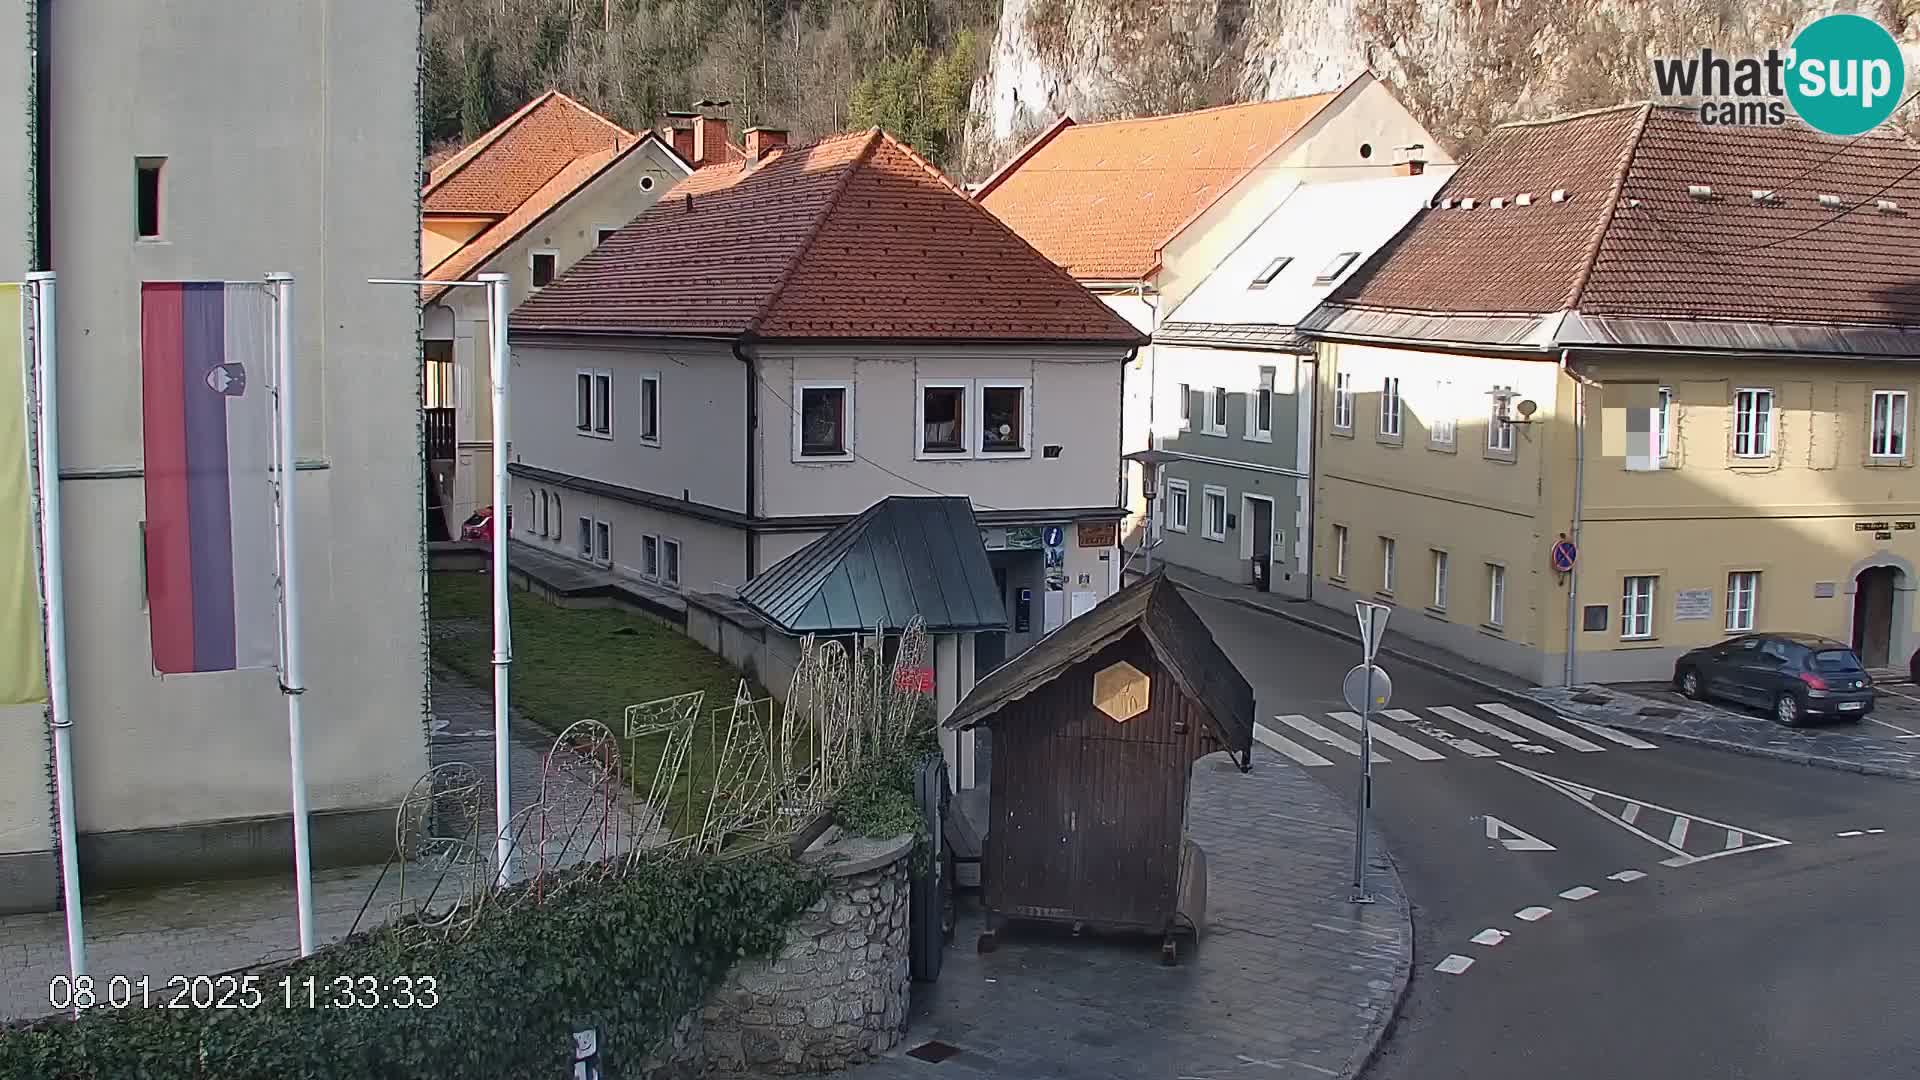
[1482,450,1516,465]
[1375,591,1395,601]
[134,237,172,247]
[916,448,970,461]
[1375,433,1404,447]
[1244,433,1274,444]
[1330,574,1348,585]
[1865,457,1911,468]
[1331,427,1355,439]
[1199,428,1230,439]
[639,436,661,448]
[577,430,613,441]
[1427,441,1457,454]
[979,448,1033,460]
[1728,459,1775,469]
[794,453,854,464]
[1479,623,1505,637]
[1426,605,1447,618]
[1168,526,1189,535]
[1203,533,1227,544]
[1620,636,1659,645]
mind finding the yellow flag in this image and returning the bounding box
[0,284,48,704]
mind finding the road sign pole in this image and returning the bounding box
[1353,659,1375,903]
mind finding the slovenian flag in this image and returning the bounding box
[0,283,48,704]
[140,282,279,675]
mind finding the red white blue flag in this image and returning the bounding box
[140,282,279,674]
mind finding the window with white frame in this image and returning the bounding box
[551,494,562,538]
[1166,478,1190,533]
[919,382,968,455]
[1487,386,1516,453]
[1379,377,1402,438]
[1430,380,1455,446]
[1315,251,1360,284]
[1333,372,1354,431]
[1431,549,1449,609]
[1380,536,1397,593]
[1246,368,1275,442]
[1622,575,1657,639]
[1732,388,1773,457]
[1656,386,1673,460]
[978,381,1031,455]
[1487,563,1506,628]
[594,520,611,565]
[1250,256,1292,288]
[1202,485,1228,542]
[1871,389,1908,459]
[1178,383,1192,430]
[595,225,619,247]
[1200,386,1229,435]
[576,369,611,436]
[642,535,660,579]
[797,382,850,459]
[1333,524,1350,580]
[531,249,558,289]
[538,491,550,537]
[1726,571,1760,632]
[640,373,661,445]
[662,538,682,586]
[576,516,593,560]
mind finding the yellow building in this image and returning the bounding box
[1302,104,1920,685]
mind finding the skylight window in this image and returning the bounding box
[1315,252,1361,284]
[1249,256,1293,288]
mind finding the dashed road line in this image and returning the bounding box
[1559,886,1598,901]
[1669,817,1690,848]
[1515,906,1552,921]
[1837,830,1865,837]
[1608,870,1647,882]
[1435,954,1475,974]
[1620,803,1643,824]
[1470,928,1509,946]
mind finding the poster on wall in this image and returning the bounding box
[1673,589,1713,621]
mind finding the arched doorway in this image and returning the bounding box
[1847,554,1915,669]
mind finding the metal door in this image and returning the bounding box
[1250,499,1274,594]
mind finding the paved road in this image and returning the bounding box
[1182,590,1920,1080]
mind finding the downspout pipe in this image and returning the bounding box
[1305,345,1320,603]
[1561,349,1598,687]
[733,341,757,582]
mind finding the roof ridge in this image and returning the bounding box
[973,114,1076,201]
[545,89,634,142]
[1492,101,1653,131]
[424,90,561,197]
[1563,102,1652,314]
[744,128,885,336]
[1065,90,1342,131]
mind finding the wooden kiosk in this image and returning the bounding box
[942,571,1254,963]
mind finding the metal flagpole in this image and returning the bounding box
[268,272,316,955]
[482,271,513,887]
[26,272,87,996]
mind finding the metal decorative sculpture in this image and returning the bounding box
[388,762,492,940]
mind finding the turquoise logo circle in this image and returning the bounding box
[1787,14,1905,136]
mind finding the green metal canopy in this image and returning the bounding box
[740,496,1009,636]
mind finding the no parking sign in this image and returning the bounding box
[1551,538,1578,573]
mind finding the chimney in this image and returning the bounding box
[1392,143,1428,177]
[694,114,731,168]
[745,127,788,162]
[661,110,697,164]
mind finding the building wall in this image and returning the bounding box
[513,480,746,596]
[1152,345,1310,592]
[3,0,426,893]
[422,215,488,271]
[753,345,1128,520]
[1313,342,1565,684]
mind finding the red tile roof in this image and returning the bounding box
[510,128,1144,344]
[1326,104,1920,329]
[975,93,1343,280]
[424,91,633,215]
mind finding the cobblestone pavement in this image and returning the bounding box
[1527,684,1920,780]
[842,752,1411,1080]
[0,664,651,1023]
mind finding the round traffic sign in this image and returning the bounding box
[1043,526,1064,547]
[1551,540,1578,573]
[1342,664,1393,712]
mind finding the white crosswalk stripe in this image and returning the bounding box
[1328,710,1447,761]
[1255,705,1660,769]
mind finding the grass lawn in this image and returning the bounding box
[429,572,762,827]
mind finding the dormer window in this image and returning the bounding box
[1250,256,1293,288]
[1314,252,1360,284]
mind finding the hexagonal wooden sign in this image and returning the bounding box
[1093,660,1150,724]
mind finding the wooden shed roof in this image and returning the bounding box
[943,572,1254,758]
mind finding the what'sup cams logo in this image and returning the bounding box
[1651,14,1907,136]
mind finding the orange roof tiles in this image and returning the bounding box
[424,91,633,215]
[509,128,1144,344]
[1327,104,1920,328]
[976,94,1341,281]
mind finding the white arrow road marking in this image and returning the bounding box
[1270,714,1391,763]
[1253,722,1335,767]
[1499,761,1792,866]
[1329,710,1446,760]
[1429,705,1550,751]
[1559,885,1598,901]
[1470,928,1510,946]
[1485,815,1557,851]
[1384,708,1501,757]
[1477,702,1609,752]
[1515,906,1552,921]
[1608,870,1647,882]
[1435,954,1475,974]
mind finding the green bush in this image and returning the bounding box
[0,854,823,1080]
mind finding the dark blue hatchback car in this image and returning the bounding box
[1673,633,1873,727]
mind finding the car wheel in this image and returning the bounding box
[1678,668,1703,700]
[1774,692,1803,727]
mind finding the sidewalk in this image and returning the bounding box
[1163,563,1920,782]
[0,663,643,1023]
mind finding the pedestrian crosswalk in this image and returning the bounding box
[1254,703,1656,768]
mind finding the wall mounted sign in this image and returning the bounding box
[1550,538,1578,572]
[1077,520,1119,548]
[1815,581,1838,598]
[1043,525,1064,548]
[1673,588,1713,621]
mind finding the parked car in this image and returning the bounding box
[459,506,494,544]
[1673,633,1874,726]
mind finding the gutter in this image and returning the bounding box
[733,340,758,581]
[1306,347,1320,602]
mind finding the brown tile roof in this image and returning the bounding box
[509,128,1144,344]
[424,91,633,215]
[1325,104,1920,330]
[975,93,1343,281]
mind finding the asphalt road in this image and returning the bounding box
[1181,589,1920,1080]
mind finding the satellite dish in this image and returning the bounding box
[1516,399,1539,419]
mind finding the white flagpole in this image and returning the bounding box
[26,271,87,997]
[482,271,513,886]
[268,272,316,955]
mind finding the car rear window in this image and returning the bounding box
[1812,649,1864,672]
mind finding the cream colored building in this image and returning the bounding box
[1304,104,1920,686]
[0,0,424,912]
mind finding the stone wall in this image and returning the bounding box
[703,833,914,1075]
